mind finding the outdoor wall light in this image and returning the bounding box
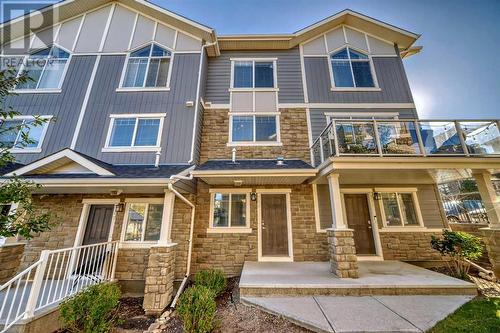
[373,192,381,201]
[115,203,125,212]
[250,192,257,201]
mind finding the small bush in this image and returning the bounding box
[59,282,121,333]
[431,230,483,279]
[193,269,227,297]
[177,285,217,333]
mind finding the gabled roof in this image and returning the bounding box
[0,0,217,47]
[218,9,420,52]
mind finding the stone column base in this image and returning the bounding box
[480,228,500,280]
[326,229,358,278]
[0,243,25,283]
[143,244,177,315]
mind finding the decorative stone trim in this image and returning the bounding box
[0,243,25,283]
[480,228,500,281]
[326,229,358,278]
[143,244,177,315]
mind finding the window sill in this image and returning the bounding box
[102,147,161,153]
[116,87,170,92]
[10,148,42,154]
[206,227,252,234]
[119,241,158,249]
[330,87,381,92]
[379,227,442,233]
[229,88,279,92]
[12,89,62,94]
[227,142,283,147]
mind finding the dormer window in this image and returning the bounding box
[121,44,172,89]
[16,46,70,90]
[330,47,375,88]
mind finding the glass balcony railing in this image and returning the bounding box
[310,119,500,167]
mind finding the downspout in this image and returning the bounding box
[167,173,195,308]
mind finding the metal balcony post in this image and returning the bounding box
[331,120,340,156]
[373,120,383,156]
[455,121,469,156]
[319,136,325,164]
[414,120,426,156]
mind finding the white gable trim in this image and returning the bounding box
[6,149,114,176]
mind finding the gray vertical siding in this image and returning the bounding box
[309,108,418,140]
[191,50,208,164]
[304,56,414,103]
[204,48,304,104]
[74,53,200,164]
[6,56,95,164]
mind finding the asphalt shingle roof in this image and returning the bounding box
[195,159,314,171]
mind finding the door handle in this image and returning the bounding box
[367,220,372,229]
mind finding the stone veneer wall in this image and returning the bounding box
[170,196,195,280]
[481,228,500,279]
[191,181,328,276]
[0,243,25,283]
[199,108,311,163]
[379,232,443,261]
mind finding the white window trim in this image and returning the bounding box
[375,188,425,229]
[120,198,165,247]
[230,58,278,90]
[2,115,52,153]
[2,45,72,93]
[328,45,380,91]
[102,113,165,152]
[117,42,174,91]
[208,188,252,233]
[228,113,282,146]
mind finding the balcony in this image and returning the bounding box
[311,119,500,167]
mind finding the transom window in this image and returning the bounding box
[122,44,172,88]
[12,46,70,90]
[0,117,50,151]
[209,190,251,229]
[105,115,164,149]
[232,60,276,88]
[330,47,375,88]
[378,190,422,227]
[123,202,164,242]
[231,115,278,143]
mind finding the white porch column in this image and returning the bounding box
[472,171,500,228]
[159,190,176,245]
[327,173,347,229]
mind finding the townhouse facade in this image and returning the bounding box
[0,0,499,317]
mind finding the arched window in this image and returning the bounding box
[16,46,70,90]
[122,44,172,88]
[330,47,375,88]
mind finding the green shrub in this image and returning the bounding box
[177,285,217,333]
[431,230,483,279]
[193,269,227,297]
[59,282,121,333]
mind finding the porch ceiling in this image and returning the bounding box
[195,174,312,186]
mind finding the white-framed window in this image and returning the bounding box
[2,45,71,91]
[330,47,377,89]
[103,114,165,152]
[119,43,173,90]
[121,199,164,245]
[208,189,251,233]
[230,59,277,89]
[0,116,51,153]
[376,188,424,228]
[229,114,280,145]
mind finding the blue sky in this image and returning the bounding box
[150,0,499,119]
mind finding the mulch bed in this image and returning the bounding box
[161,277,310,333]
[115,297,156,331]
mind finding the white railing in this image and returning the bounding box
[0,241,119,332]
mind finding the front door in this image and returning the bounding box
[343,194,376,255]
[260,193,291,259]
[82,205,114,245]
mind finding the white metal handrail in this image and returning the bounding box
[0,241,119,333]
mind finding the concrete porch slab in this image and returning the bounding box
[239,261,477,296]
[242,295,474,333]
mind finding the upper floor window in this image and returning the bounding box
[103,114,165,151]
[121,44,172,89]
[232,60,276,89]
[0,116,51,152]
[330,47,375,88]
[231,115,278,144]
[11,46,70,90]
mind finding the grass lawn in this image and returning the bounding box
[429,298,500,333]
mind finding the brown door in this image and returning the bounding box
[344,194,376,255]
[82,205,114,245]
[261,194,289,257]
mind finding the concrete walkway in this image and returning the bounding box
[242,295,473,333]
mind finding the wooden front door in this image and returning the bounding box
[343,194,376,255]
[82,205,114,245]
[260,194,290,258]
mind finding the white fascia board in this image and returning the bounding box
[191,169,317,177]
